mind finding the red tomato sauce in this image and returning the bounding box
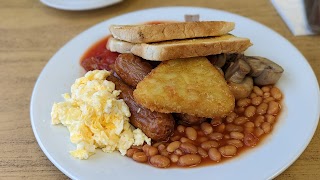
[80,36,119,71]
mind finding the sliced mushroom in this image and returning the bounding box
[228,76,254,100]
[224,58,251,83]
[226,53,245,63]
[244,56,267,77]
[245,56,284,85]
[208,54,227,68]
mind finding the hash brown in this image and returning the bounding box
[133,57,235,118]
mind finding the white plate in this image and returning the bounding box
[30,7,320,180]
[40,0,122,11]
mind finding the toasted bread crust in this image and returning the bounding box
[109,21,235,43]
[106,37,134,53]
[130,34,252,61]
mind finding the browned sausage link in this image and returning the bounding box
[107,75,175,141]
[174,113,207,125]
[114,54,153,87]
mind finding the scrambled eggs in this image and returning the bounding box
[51,70,151,160]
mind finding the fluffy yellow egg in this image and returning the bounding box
[51,70,150,160]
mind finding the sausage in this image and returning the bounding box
[174,113,207,125]
[114,54,153,87]
[107,75,175,141]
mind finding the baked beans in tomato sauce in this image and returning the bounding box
[81,35,283,168]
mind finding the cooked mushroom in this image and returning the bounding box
[228,76,253,100]
[208,54,227,68]
[224,58,251,83]
[245,56,284,85]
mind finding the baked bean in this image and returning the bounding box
[250,92,257,98]
[132,152,148,162]
[224,134,231,139]
[266,114,276,124]
[257,103,268,115]
[244,133,258,147]
[253,86,264,96]
[170,154,179,163]
[261,122,272,133]
[254,127,264,137]
[200,122,213,135]
[143,144,158,156]
[177,125,185,133]
[160,149,169,157]
[261,86,270,92]
[227,139,244,148]
[263,97,275,103]
[180,137,194,144]
[170,135,181,141]
[198,147,208,158]
[236,107,245,113]
[174,149,184,156]
[166,141,181,153]
[244,121,255,128]
[244,106,256,117]
[234,116,248,125]
[219,145,237,157]
[185,127,197,140]
[152,142,162,148]
[271,87,282,100]
[157,144,166,151]
[191,126,200,130]
[211,118,222,126]
[142,144,151,152]
[254,116,265,127]
[150,155,170,168]
[230,132,244,140]
[198,136,209,143]
[208,148,221,162]
[201,140,219,150]
[197,147,208,158]
[180,142,198,154]
[267,101,280,115]
[226,112,237,123]
[264,92,271,98]
[251,96,263,106]
[126,148,140,158]
[244,127,254,133]
[226,124,243,132]
[178,154,201,166]
[208,132,223,140]
[216,124,226,133]
[237,98,251,107]
[197,131,205,136]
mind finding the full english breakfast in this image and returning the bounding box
[52,17,284,168]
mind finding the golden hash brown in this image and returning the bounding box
[133,57,235,118]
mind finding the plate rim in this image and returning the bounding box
[40,0,122,11]
[30,6,320,180]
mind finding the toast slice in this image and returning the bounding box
[106,37,134,53]
[109,21,235,43]
[130,34,252,61]
[133,57,235,118]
